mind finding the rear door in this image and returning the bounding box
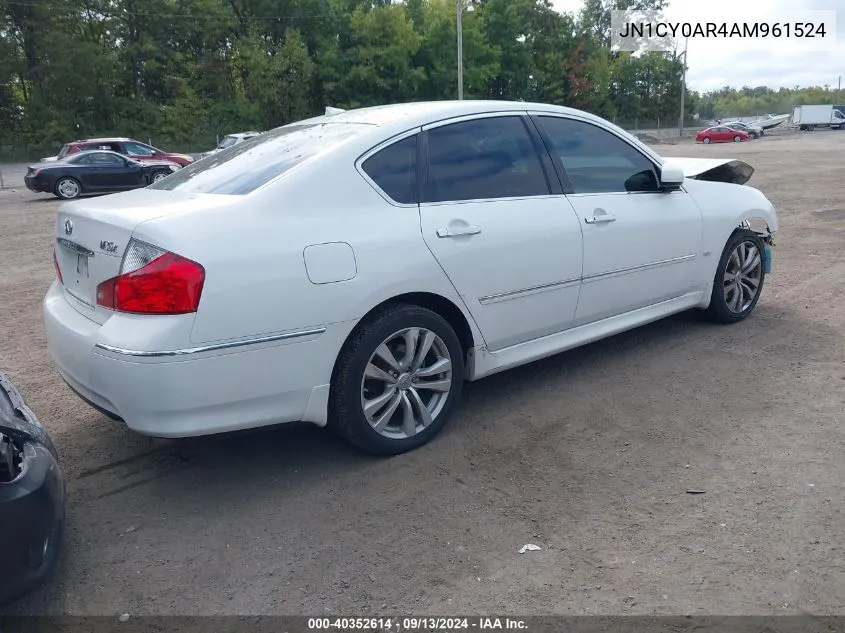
[416,113,584,351]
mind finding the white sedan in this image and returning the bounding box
[44,100,779,455]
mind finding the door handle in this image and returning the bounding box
[584,215,616,224]
[436,226,482,238]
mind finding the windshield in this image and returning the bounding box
[149,122,367,195]
[218,136,239,149]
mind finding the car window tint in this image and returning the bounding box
[89,153,123,164]
[125,142,155,156]
[149,123,366,195]
[423,116,549,203]
[361,134,417,204]
[537,116,659,194]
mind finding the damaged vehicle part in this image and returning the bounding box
[668,157,755,185]
[0,373,66,605]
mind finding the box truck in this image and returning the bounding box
[791,105,845,130]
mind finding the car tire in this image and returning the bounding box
[703,137,711,144]
[704,229,767,324]
[151,170,169,183]
[329,304,464,456]
[733,135,742,142]
[54,177,81,200]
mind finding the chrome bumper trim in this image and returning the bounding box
[94,327,327,358]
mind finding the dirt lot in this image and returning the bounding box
[1,129,844,617]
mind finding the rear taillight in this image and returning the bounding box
[96,239,205,315]
[53,249,63,284]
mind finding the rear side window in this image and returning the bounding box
[149,123,366,195]
[362,134,418,204]
[423,116,549,203]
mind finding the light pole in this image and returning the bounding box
[678,36,688,136]
[457,0,464,99]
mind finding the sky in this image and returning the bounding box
[551,0,845,92]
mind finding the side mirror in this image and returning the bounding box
[659,161,685,191]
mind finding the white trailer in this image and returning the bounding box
[791,105,845,130]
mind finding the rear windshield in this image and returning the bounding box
[149,123,366,195]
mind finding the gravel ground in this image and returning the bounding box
[1,128,844,617]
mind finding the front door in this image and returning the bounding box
[417,114,584,351]
[531,113,703,326]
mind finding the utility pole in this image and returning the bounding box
[456,0,464,100]
[679,36,688,136]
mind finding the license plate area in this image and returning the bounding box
[76,253,89,277]
[57,239,96,308]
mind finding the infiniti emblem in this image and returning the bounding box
[64,219,73,235]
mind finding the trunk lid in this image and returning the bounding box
[53,188,231,324]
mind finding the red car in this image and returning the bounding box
[41,138,194,166]
[695,126,749,144]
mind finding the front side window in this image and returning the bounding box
[423,116,549,203]
[149,123,366,195]
[57,144,71,158]
[124,142,156,157]
[536,116,659,194]
[361,134,417,204]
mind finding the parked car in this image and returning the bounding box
[0,373,66,605]
[695,126,749,144]
[43,100,778,456]
[41,138,194,166]
[723,121,763,138]
[25,150,181,200]
[200,131,262,158]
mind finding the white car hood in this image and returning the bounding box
[666,157,754,185]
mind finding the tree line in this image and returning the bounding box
[0,0,841,160]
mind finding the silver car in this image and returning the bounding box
[201,131,262,158]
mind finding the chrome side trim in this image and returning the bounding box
[479,278,581,305]
[94,327,327,358]
[583,254,697,283]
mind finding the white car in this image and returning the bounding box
[44,100,779,455]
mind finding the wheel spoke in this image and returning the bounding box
[741,249,760,273]
[374,343,402,372]
[409,330,436,372]
[407,387,433,428]
[363,386,397,419]
[401,328,420,370]
[740,275,759,290]
[731,284,743,311]
[400,393,416,437]
[414,378,451,393]
[365,362,395,384]
[413,357,451,378]
[371,392,402,433]
[727,250,740,273]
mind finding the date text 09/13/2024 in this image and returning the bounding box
[307,618,528,631]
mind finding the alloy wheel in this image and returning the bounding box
[360,327,453,440]
[723,240,763,313]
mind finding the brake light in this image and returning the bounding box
[53,249,63,284]
[96,239,205,314]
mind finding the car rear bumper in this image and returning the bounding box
[0,374,65,606]
[43,281,352,437]
[24,176,51,193]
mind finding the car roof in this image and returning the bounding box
[72,137,135,143]
[65,149,128,158]
[293,100,614,130]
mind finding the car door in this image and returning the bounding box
[83,152,134,189]
[416,113,584,352]
[531,113,703,327]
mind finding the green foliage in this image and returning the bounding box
[2,0,831,161]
